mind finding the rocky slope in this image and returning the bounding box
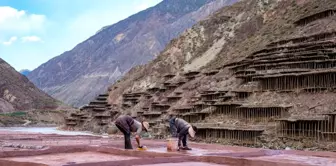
[0,58,61,112]
[108,0,336,105]
[28,0,237,107]
[71,0,336,150]
[107,0,277,102]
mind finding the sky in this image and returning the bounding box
[0,0,162,71]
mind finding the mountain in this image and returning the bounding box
[0,58,61,112]
[20,69,31,76]
[78,0,336,150]
[27,0,237,107]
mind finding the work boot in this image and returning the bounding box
[181,146,192,150]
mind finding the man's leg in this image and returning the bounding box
[124,132,133,149]
[182,134,192,150]
[116,124,133,149]
[182,134,187,147]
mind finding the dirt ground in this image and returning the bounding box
[0,130,336,166]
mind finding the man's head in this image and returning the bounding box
[142,121,150,132]
[188,125,198,138]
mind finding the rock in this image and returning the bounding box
[107,125,119,135]
[285,147,291,150]
[1,143,46,150]
[92,126,101,134]
[35,146,45,149]
[102,133,109,138]
[293,142,304,150]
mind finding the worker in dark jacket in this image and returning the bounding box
[169,117,197,150]
[115,115,149,149]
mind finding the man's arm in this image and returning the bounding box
[135,126,142,147]
[135,135,141,147]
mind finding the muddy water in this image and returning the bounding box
[137,162,227,166]
[0,127,94,136]
[5,152,138,166]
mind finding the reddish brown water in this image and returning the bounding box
[136,162,227,166]
[147,147,231,156]
[247,154,336,166]
[5,152,138,166]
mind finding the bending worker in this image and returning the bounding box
[169,117,197,150]
[115,115,149,149]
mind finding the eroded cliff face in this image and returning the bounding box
[77,0,336,149]
[107,0,276,103]
[28,0,237,107]
[108,0,336,103]
[0,58,60,112]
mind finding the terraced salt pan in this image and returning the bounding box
[247,154,336,166]
[137,162,226,166]
[5,152,138,166]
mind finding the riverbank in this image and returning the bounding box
[0,110,66,127]
[0,127,95,136]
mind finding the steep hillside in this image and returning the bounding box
[28,0,237,107]
[67,0,336,150]
[106,0,276,101]
[0,58,60,112]
[107,0,336,106]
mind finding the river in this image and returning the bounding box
[0,127,95,136]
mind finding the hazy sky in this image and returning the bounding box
[0,0,162,71]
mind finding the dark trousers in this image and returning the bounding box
[116,124,133,149]
[180,133,188,147]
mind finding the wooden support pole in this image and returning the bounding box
[291,122,294,138]
[310,122,313,138]
[304,121,307,137]
[263,108,266,123]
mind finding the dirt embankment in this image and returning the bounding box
[0,110,66,127]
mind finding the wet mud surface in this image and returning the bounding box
[247,154,336,166]
[0,130,336,166]
[146,147,229,156]
[136,162,226,166]
[6,152,138,166]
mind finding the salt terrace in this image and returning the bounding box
[0,131,336,166]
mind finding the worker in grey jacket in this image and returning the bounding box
[169,117,197,150]
[115,115,149,149]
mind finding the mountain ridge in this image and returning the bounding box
[65,0,336,150]
[0,58,61,112]
[28,0,237,107]
[19,69,31,76]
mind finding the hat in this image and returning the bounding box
[188,126,196,138]
[142,121,149,132]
